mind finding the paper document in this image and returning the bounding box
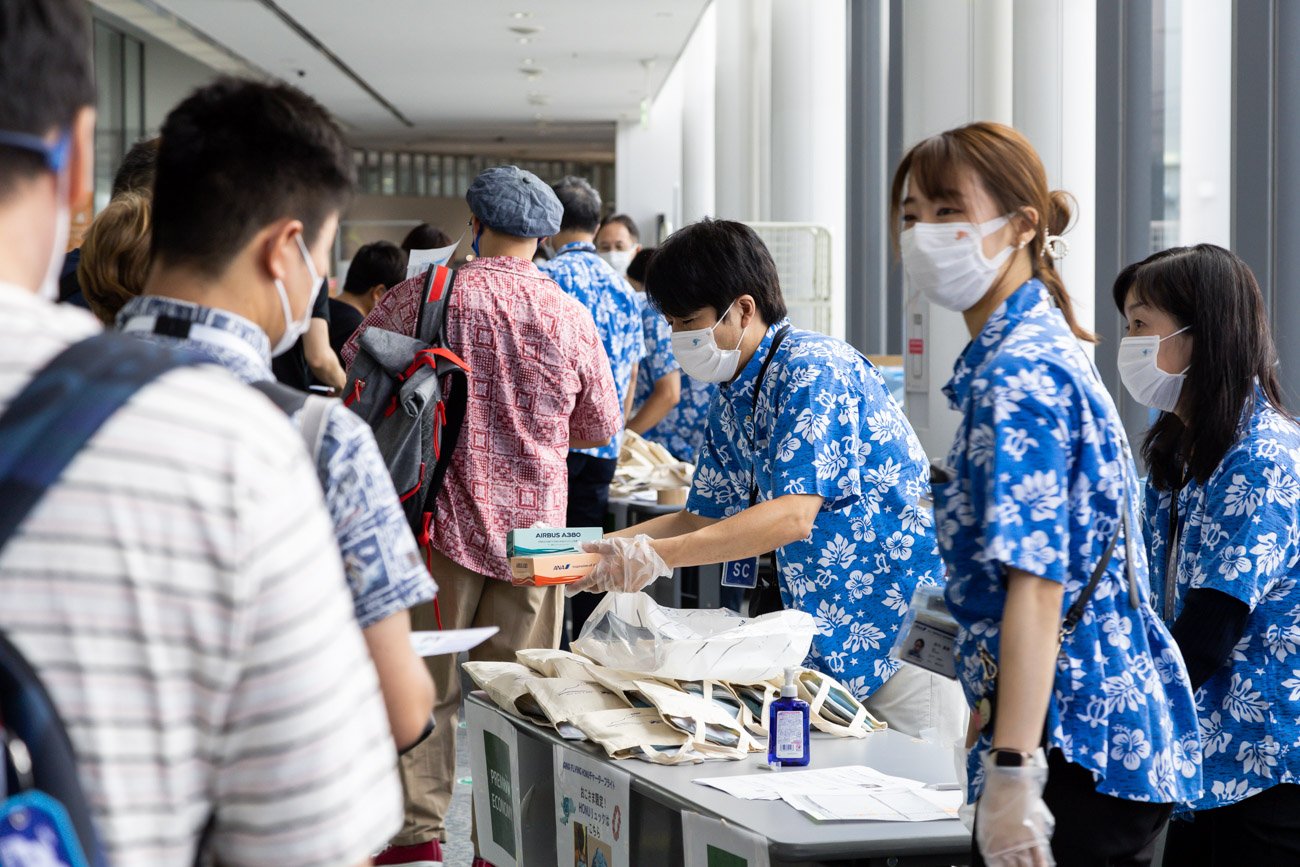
[409,627,499,657]
[405,235,462,279]
[692,765,924,801]
[782,787,962,822]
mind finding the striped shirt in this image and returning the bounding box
[0,284,402,865]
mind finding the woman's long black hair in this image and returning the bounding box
[1112,244,1290,490]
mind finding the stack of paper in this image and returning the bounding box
[693,765,962,823]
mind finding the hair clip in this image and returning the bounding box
[1043,235,1070,261]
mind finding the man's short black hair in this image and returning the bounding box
[600,213,640,242]
[0,0,94,198]
[401,223,451,252]
[344,241,405,295]
[151,77,354,277]
[645,219,787,324]
[626,246,654,285]
[551,176,602,234]
[111,137,159,199]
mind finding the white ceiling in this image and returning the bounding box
[136,0,710,159]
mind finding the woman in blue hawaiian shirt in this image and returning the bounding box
[1115,244,1300,864]
[894,122,1202,866]
[574,218,966,741]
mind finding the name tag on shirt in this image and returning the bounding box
[721,557,759,589]
[899,618,959,679]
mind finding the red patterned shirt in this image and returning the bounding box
[343,256,621,580]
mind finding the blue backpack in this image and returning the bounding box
[0,333,203,867]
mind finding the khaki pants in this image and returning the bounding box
[863,662,968,745]
[391,549,562,847]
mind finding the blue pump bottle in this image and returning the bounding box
[767,667,810,766]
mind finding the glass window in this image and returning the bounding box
[381,151,396,195]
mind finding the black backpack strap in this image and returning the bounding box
[0,332,199,866]
[249,380,332,464]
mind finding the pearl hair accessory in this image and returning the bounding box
[1043,234,1070,260]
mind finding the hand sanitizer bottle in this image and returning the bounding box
[767,667,810,767]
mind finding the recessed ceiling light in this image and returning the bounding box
[512,11,531,19]
[518,36,532,44]
[520,57,534,65]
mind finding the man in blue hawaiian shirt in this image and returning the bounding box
[116,77,436,752]
[574,219,965,740]
[541,178,645,640]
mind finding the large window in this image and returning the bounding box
[92,20,144,213]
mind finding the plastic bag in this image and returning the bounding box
[889,582,960,679]
[573,592,814,683]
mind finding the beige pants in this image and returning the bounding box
[864,662,968,745]
[391,549,562,847]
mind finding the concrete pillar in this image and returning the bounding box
[714,0,771,221]
[681,4,717,224]
[769,0,848,338]
[1012,0,1098,338]
[900,0,1013,459]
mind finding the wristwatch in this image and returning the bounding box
[990,748,1038,767]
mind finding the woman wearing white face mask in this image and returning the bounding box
[572,218,968,742]
[1115,244,1300,865]
[894,122,1202,867]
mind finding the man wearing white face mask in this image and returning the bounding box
[0,4,403,864]
[572,218,967,742]
[117,78,439,760]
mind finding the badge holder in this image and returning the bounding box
[890,583,959,680]
[2,727,91,867]
[721,556,760,589]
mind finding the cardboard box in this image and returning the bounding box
[509,552,602,586]
[506,526,603,558]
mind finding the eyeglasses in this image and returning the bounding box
[0,129,71,173]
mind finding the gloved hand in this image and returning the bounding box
[975,749,1055,867]
[566,535,672,595]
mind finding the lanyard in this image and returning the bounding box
[1163,474,1188,622]
[744,325,791,507]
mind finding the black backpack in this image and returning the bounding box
[343,263,470,543]
[0,333,203,867]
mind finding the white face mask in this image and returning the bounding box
[598,248,635,278]
[671,300,745,383]
[900,215,1014,312]
[270,234,324,358]
[1118,326,1191,412]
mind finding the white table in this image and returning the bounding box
[468,692,972,866]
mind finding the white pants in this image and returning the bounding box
[864,662,968,744]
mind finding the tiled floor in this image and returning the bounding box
[442,716,475,866]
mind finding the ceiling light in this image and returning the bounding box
[520,57,534,65]
[511,11,531,19]
[509,25,542,36]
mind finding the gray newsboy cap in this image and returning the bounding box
[466,165,563,238]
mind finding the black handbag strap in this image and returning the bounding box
[1060,484,1135,640]
[747,324,791,509]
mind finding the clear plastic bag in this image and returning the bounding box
[573,592,815,683]
[889,582,960,679]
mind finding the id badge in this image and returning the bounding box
[0,791,91,867]
[721,556,759,589]
[900,617,959,679]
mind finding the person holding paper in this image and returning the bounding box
[892,121,1201,866]
[574,218,966,743]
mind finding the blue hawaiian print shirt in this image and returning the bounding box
[117,295,436,628]
[1145,390,1300,811]
[936,279,1202,805]
[686,320,944,700]
[541,242,644,460]
[631,293,718,464]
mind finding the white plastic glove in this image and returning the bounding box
[975,749,1055,867]
[567,535,672,595]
